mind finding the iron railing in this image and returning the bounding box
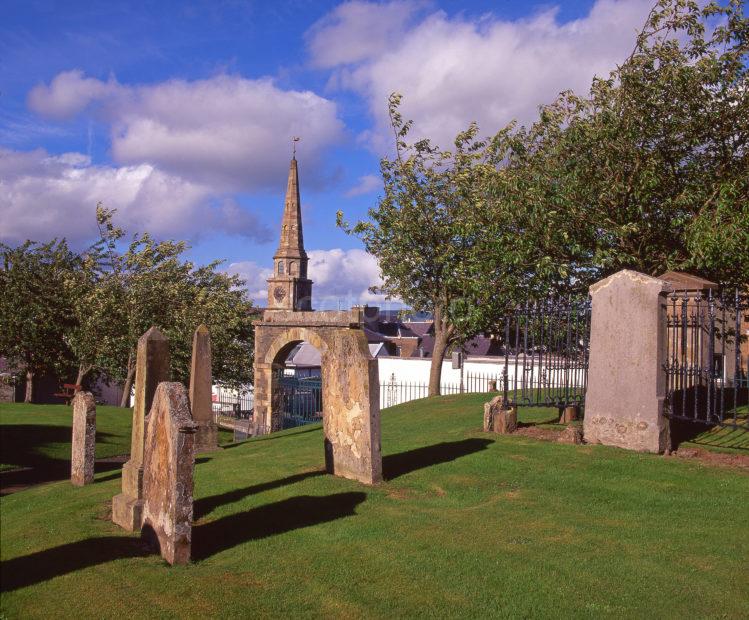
[499,297,591,408]
[664,289,749,428]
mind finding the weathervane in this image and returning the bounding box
[292,136,300,158]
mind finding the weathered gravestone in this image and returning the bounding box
[70,391,96,486]
[189,324,220,453]
[583,270,672,453]
[558,425,584,445]
[140,382,197,565]
[112,327,170,531]
[483,395,517,434]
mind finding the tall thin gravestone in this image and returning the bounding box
[71,391,96,486]
[583,270,672,453]
[189,324,219,452]
[141,382,197,565]
[112,327,170,531]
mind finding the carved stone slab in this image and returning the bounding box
[71,391,96,486]
[141,382,197,565]
[483,395,517,434]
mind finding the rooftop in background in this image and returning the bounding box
[658,271,719,291]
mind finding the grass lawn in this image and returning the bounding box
[1,394,748,618]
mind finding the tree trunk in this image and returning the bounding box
[75,363,92,387]
[119,357,135,408]
[428,304,453,396]
[24,369,34,403]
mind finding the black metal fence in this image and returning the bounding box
[499,297,591,408]
[274,373,323,429]
[664,289,749,428]
[212,386,254,429]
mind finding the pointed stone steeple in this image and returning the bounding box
[267,155,313,311]
[275,156,306,259]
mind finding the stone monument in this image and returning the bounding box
[253,152,382,485]
[140,382,197,565]
[483,394,517,434]
[189,324,219,453]
[583,270,672,453]
[70,391,96,486]
[112,327,170,531]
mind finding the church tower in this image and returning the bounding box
[266,154,313,311]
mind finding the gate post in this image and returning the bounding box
[583,270,672,453]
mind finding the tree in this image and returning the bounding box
[498,0,749,287]
[88,207,256,406]
[0,241,79,402]
[339,94,517,395]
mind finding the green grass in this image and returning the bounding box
[1,395,748,618]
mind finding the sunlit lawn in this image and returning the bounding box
[1,395,748,618]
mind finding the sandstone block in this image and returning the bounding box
[558,425,584,444]
[71,391,96,486]
[559,405,579,424]
[141,382,197,565]
[483,395,517,434]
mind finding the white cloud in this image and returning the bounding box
[28,71,345,191]
[345,174,381,197]
[0,147,272,245]
[308,0,653,150]
[228,248,395,308]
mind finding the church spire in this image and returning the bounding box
[275,156,306,258]
[267,150,312,311]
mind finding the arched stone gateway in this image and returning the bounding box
[252,154,382,485]
[253,311,382,485]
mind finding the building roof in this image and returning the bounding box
[658,271,718,291]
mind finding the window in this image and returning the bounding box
[278,261,284,274]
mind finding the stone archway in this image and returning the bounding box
[253,310,382,485]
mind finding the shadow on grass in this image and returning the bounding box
[383,438,492,480]
[0,536,149,592]
[192,492,366,561]
[0,424,124,495]
[194,470,325,519]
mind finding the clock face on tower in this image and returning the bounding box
[273,285,287,302]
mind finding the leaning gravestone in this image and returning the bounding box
[71,391,96,486]
[140,382,197,565]
[112,327,170,531]
[189,324,220,452]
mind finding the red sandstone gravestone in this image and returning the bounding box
[70,391,96,486]
[140,382,197,566]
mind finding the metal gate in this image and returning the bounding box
[274,373,323,429]
[664,289,749,428]
[499,297,592,410]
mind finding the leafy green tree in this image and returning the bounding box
[0,241,79,402]
[499,0,749,286]
[339,94,520,395]
[89,207,255,406]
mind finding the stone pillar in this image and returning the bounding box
[189,325,219,452]
[112,327,170,531]
[71,391,96,486]
[140,382,197,565]
[583,270,671,453]
[483,395,517,434]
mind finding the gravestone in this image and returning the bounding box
[583,270,672,453]
[141,382,197,565]
[112,327,170,531]
[189,324,220,453]
[70,391,96,486]
[483,395,517,434]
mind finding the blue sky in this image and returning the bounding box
[0,0,655,307]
